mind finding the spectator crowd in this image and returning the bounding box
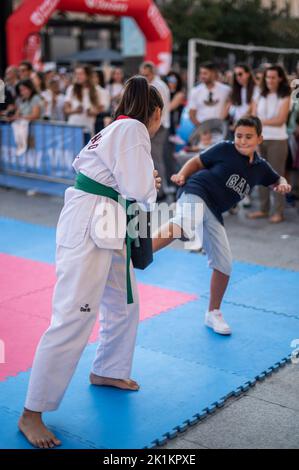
[0,58,299,221]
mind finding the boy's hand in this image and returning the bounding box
[153,169,162,190]
[171,173,186,186]
[273,182,292,194]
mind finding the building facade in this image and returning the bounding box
[261,0,299,17]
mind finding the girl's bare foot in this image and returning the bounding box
[18,409,61,449]
[89,372,140,391]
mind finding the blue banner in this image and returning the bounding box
[0,121,84,182]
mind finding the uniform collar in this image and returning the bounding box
[116,115,132,120]
[250,151,261,165]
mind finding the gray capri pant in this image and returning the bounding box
[170,192,233,276]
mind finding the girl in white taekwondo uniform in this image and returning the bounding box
[19,76,164,449]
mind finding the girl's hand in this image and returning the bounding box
[273,183,292,194]
[171,173,185,186]
[153,169,162,190]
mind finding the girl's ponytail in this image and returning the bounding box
[114,75,163,125]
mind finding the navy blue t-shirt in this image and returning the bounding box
[178,141,280,225]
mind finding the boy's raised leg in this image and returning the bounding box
[152,222,183,252]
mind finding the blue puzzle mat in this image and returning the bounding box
[0,217,55,263]
[0,346,250,449]
[0,217,298,448]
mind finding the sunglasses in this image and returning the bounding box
[167,76,177,84]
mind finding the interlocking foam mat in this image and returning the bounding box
[0,253,195,382]
[0,216,298,449]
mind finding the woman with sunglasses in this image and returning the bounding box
[165,71,186,186]
[230,64,259,125]
[166,71,185,137]
[227,64,260,208]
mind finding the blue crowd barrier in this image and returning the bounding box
[0,120,85,196]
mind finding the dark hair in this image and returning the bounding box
[96,70,106,88]
[254,67,264,76]
[166,70,183,92]
[199,62,218,72]
[114,75,163,125]
[261,65,291,98]
[19,61,33,72]
[73,64,99,107]
[235,115,263,136]
[140,61,156,74]
[35,71,46,92]
[232,63,256,106]
[16,79,38,99]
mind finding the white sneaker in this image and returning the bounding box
[205,310,232,335]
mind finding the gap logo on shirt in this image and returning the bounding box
[226,174,250,199]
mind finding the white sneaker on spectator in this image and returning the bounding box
[205,310,232,335]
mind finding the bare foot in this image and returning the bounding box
[246,211,268,220]
[89,373,140,391]
[269,214,284,224]
[18,409,61,449]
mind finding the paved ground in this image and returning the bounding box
[1,186,299,449]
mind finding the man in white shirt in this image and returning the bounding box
[140,61,170,199]
[189,62,231,127]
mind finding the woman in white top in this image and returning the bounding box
[47,78,66,122]
[227,64,260,208]
[92,69,112,133]
[91,69,111,113]
[108,67,125,114]
[249,64,291,223]
[229,64,259,124]
[64,65,103,138]
[19,76,163,449]
[31,71,50,119]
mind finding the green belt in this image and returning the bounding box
[75,172,135,304]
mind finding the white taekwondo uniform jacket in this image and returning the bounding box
[56,118,157,251]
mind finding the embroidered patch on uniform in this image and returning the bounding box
[80,304,91,312]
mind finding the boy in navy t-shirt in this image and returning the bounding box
[153,116,291,335]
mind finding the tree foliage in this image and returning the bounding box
[160,0,299,63]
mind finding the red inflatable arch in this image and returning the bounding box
[6,0,172,74]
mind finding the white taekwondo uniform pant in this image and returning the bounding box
[24,227,140,412]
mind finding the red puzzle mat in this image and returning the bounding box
[0,253,196,381]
